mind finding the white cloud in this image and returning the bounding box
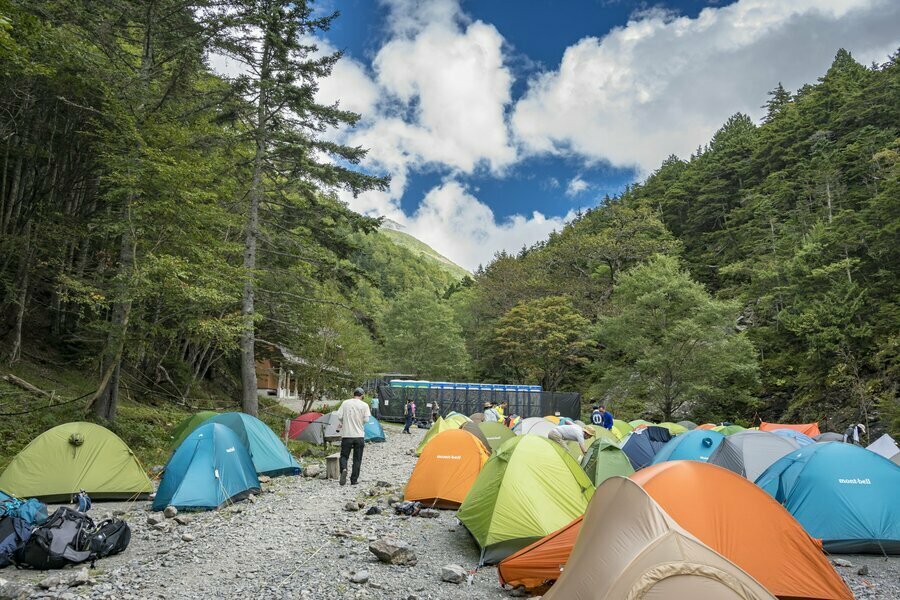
[512,0,900,173]
[566,176,589,197]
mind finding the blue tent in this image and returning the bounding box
[651,429,724,464]
[621,426,672,470]
[771,428,815,446]
[0,489,10,503]
[206,413,301,476]
[153,423,260,511]
[756,442,900,554]
[364,416,386,443]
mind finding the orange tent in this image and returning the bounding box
[697,423,717,430]
[499,462,851,600]
[759,421,821,437]
[404,429,489,508]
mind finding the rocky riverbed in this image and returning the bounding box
[1,424,898,599]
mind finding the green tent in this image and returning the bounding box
[628,419,655,428]
[169,411,218,449]
[713,424,746,436]
[658,422,689,436]
[445,413,470,428]
[457,435,595,564]
[0,422,153,502]
[416,417,457,455]
[611,419,633,440]
[478,421,515,452]
[591,426,619,444]
[581,438,635,486]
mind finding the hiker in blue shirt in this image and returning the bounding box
[599,405,614,430]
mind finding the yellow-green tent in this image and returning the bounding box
[416,417,458,455]
[169,411,218,449]
[658,422,689,436]
[457,435,594,564]
[611,419,633,440]
[0,422,153,502]
[445,413,470,428]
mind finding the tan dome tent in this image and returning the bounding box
[0,422,153,502]
[543,477,775,600]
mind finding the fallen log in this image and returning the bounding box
[2,373,52,397]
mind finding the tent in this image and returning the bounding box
[815,432,844,443]
[713,424,746,435]
[759,421,821,437]
[650,429,724,464]
[620,425,672,469]
[657,422,688,436]
[771,428,815,446]
[580,439,633,486]
[457,435,594,564]
[515,417,556,437]
[588,426,618,445]
[539,478,776,600]
[477,421,516,452]
[153,423,260,511]
[610,419,632,440]
[501,463,852,599]
[206,413,300,476]
[444,413,470,428]
[697,423,717,430]
[0,422,153,502]
[469,412,485,424]
[0,489,12,502]
[866,433,899,462]
[293,412,341,445]
[708,430,799,481]
[288,412,323,440]
[460,421,492,451]
[676,420,698,430]
[757,442,900,553]
[364,416,386,443]
[416,417,458,455]
[544,415,574,425]
[404,429,489,508]
[170,411,218,449]
[628,419,654,428]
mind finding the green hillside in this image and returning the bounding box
[381,228,471,281]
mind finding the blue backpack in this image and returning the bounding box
[0,498,49,526]
[0,515,31,567]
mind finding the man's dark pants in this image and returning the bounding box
[340,437,365,484]
[403,413,413,432]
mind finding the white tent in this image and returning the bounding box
[867,433,900,464]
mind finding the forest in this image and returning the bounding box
[1,0,897,437]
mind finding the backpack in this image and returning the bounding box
[89,518,131,561]
[0,498,49,527]
[14,507,94,570]
[0,515,31,568]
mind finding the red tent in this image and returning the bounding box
[289,412,323,439]
[759,421,820,437]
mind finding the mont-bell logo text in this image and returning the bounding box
[838,477,871,485]
[436,455,462,460]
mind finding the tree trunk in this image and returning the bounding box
[239,32,272,417]
[4,223,34,364]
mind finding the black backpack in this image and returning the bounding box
[14,507,94,570]
[0,515,31,568]
[89,518,131,561]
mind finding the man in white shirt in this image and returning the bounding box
[335,388,371,486]
[483,402,500,423]
[548,424,595,455]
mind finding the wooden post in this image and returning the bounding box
[284,418,290,444]
[325,453,340,479]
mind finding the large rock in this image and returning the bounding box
[349,571,369,584]
[369,537,417,566]
[304,464,322,478]
[146,514,163,526]
[418,509,439,519]
[344,501,360,512]
[0,581,29,600]
[441,564,467,584]
[163,505,178,518]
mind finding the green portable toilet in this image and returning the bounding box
[169,411,218,449]
[581,438,634,485]
[457,435,594,564]
[0,422,153,501]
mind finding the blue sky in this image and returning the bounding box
[306,0,900,269]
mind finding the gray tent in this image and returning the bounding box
[676,420,698,430]
[293,412,341,444]
[461,421,492,452]
[707,431,799,481]
[814,432,844,442]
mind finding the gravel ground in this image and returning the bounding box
[1,424,898,599]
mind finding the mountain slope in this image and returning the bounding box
[381,228,470,280]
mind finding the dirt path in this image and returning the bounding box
[2,424,897,599]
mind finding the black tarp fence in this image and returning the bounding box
[373,382,581,423]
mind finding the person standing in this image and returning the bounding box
[483,402,500,423]
[548,423,595,455]
[599,405,614,430]
[369,395,379,420]
[403,398,416,433]
[843,423,866,445]
[335,387,371,486]
[431,401,440,424]
[590,405,603,426]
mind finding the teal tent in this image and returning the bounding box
[364,416,386,443]
[206,413,301,476]
[153,423,260,511]
[651,429,724,464]
[757,442,900,554]
[0,489,10,502]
